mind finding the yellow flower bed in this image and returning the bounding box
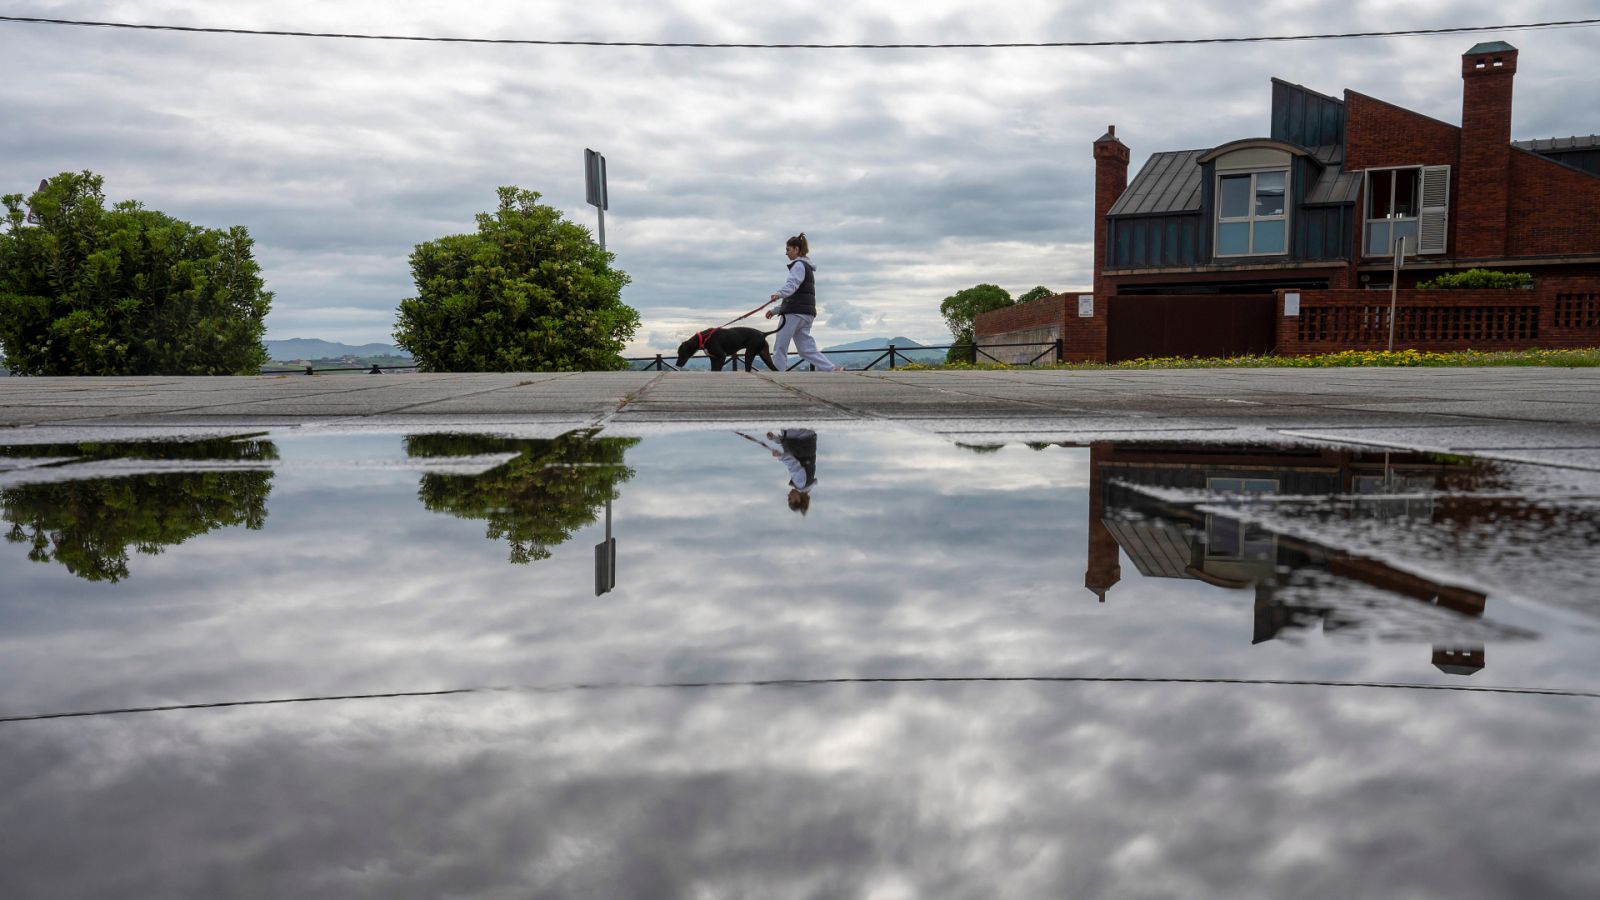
[901,348,1600,371]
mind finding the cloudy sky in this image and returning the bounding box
[3,2,1597,355]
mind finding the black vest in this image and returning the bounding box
[781,260,816,316]
[779,429,817,488]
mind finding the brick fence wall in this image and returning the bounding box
[1276,283,1600,353]
[975,295,1065,363]
[976,293,1109,363]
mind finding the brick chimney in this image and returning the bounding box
[1093,126,1130,295]
[1456,41,1517,258]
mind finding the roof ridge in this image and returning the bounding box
[1271,77,1344,106]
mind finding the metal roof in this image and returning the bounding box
[1513,135,1600,152]
[1305,144,1361,205]
[1109,143,1357,216]
[1466,41,1517,55]
[1107,149,1205,216]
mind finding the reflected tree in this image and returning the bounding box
[407,431,638,563]
[1,438,277,582]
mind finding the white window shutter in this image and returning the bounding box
[1419,165,1450,254]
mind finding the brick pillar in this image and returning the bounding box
[1084,442,1122,602]
[1456,42,1517,259]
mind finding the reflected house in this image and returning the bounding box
[1084,442,1493,675]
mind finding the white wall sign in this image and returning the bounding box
[1078,294,1094,317]
[1284,291,1300,317]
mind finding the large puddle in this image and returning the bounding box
[3,428,1599,897]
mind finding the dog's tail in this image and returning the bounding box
[762,313,787,336]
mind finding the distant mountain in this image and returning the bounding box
[264,339,411,361]
[823,336,948,367]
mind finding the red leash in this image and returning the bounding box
[716,298,777,329]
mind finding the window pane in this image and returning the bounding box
[1253,220,1286,254]
[1219,175,1250,218]
[1218,222,1250,255]
[1392,219,1419,255]
[1368,170,1393,218]
[1254,171,1286,216]
[1393,169,1420,217]
[1366,220,1392,255]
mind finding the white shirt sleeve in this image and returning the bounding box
[777,261,805,298]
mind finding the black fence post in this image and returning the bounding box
[368,364,383,374]
[304,365,314,375]
[654,354,665,371]
[1055,338,1064,363]
[889,343,897,369]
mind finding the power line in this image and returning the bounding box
[5,674,1598,723]
[1,14,1598,49]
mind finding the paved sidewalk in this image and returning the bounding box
[4,368,1600,469]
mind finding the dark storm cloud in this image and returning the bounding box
[3,1,1594,347]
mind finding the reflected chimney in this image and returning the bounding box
[1085,442,1122,601]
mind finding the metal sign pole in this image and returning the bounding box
[584,148,609,251]
[1387,235,1405,352]
[594,497,616,596]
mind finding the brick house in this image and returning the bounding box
[977,41,1600,362]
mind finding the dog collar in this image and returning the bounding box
[696,328,719,350]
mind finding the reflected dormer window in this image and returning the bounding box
[1216,169,1288,257]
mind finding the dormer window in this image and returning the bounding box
[1216,169,1288,256]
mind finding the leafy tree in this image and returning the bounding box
[1417,269,1533,290]
[394,187,638,372]
[1,438,277,582]
[407,430,638,564]
[1017,285,1056,303]
[0,171,271,375]
[940,283,1013,364]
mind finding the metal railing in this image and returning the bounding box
[258,339,1064,375]
[259,363,420,375]
[629,339,1064,372]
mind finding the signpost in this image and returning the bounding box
[1387,235,1406,351]
[24,178,46,225]
[584,148,608,251]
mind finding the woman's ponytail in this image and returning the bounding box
[787,232,810,256]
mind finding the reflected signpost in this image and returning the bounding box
[594,498,616,596]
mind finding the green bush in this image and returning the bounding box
[1417,269,1533,290]
[394,187,637,372]
[0,171,272,375]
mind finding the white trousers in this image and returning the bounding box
[772,314,840,371]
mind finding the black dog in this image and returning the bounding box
[675,316,784,371]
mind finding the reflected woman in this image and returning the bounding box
[769,428,818,514]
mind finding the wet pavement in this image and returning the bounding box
[3,423,1599,898]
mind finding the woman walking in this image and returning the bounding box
[765,233,843,372]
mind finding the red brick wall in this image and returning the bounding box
[974,293,1112,363]
[1507,151,1600,256]
[1275,283,1600,354]
[977,294,1065,334]
[1344,90,1460,172]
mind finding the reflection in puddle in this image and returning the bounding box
[1,437,278,582]
[3,428,1600,896]
[1087,443,1559,676]
[406,431,637,564]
